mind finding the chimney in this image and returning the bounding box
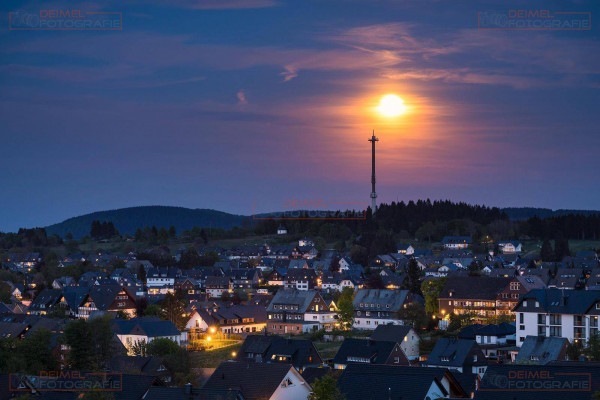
[185,383,192,395]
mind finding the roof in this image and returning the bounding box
[29,289,62,310]
[516,288,600,314]
[425,338,487,368]
[352,289,410,311]
[112,317,181,338]
[266,289,317,313]
[236,335,321,369]
[338,364,462,400]
[370,324,415,343]
[144,386,244,400]
[300,367,330,384]
[515,336,567,365]
[442,236,472,244]
[202,361,298,400]
[332,338,404,366]
[439,276,512,300]
[88,285,130,310]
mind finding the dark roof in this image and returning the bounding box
[475,364,600,400]
[425,338,487,368]
[332,338,405,366]
[515,336,567,365]
[236,335,321,369]
[88,285,129,310]
[459,322,515,339]
[112,317,180,337]
[516,288,600,314]
[370,324,415,343]
[266,289,317,313]
[442,236,472,244]
[300,367,330,384]
[29,289,62,310]
[352,289,410,311]
[439,276,512,300]
[338,364,463,400]
[61,286,89,311]
[203,361,297,400]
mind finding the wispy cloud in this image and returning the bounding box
[237,90,248,105]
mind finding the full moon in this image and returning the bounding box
[377,94,406,117]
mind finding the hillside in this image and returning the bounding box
[44,206,249,239]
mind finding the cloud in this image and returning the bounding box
[236,90,248,105]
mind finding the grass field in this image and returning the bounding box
[190,342,242,368]
[521,239,599,255]
[314,341,342,360]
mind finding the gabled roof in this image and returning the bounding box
[61,286,89,311]
[515,336,567,365]
[332,338,405,365]
[266,289,317,313]
[29,289,62,310]
[236,335,321,369]
[442,236,472,244]
[515,288,600,314]
[440,276,512,300]
[88,285,130,310]
[203,361,299,400]
[338,364,464,400]
[425,338,487,368]
[353,289,410,311]
[112,317,180,338]
[370,324,415,343]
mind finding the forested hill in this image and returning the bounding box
[502,207,600,220]
[44,206,249,239]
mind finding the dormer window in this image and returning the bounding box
[535,301,539,307]
[441,356,450,362]
[524,300,528,307]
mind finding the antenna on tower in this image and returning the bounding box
[368,130,379,213]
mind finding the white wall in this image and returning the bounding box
[270,368,312,400]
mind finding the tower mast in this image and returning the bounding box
[369,130,379,213]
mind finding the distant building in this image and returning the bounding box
[441,236,472,250]
[277,225,288,235]
[332,338,409,369]
[352,289,420,330]
[498,241,523,254]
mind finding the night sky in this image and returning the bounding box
[1,0,599,232]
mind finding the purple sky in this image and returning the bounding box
[1,0,599,232]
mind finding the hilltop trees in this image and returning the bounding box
[90,220,117,239]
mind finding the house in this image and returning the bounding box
[28,289,62,315]
[203,361,311,400]
[437,276,513,325]
[109,355,172,383]
[205,276,234,298]
[146,267,179,288]
[112,317,186,354]
[371,254,397,270]
[476,364,600,400]
[513,288,600,346]
[515,336,568,364]
[266,268,287,286]
[370,324,420,360]
[353,289,421,330]
[495,275,546,315]
[80,285,137,318]
[424,338,488,377]
[266,289,336,334]
[338,257,351,271]
[497,241,523,253]
[277,225,288,235]
[338,364,467,400]
[397,244,415,255]
[441,236,472,249]
[332,338,409,369]
[548,268,584,290]
[284,268,317,291]
[227,268,261,289]
[189,304,267,335]
[235,335,322,371]
[298,238,314,247]
[458,323,516,359]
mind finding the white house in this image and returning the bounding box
[498,241,523,253]
[112,317,186,354]
[397,244,415,255]
[441,236,472,249]
[514,288,600,346]
[277,225,288,235]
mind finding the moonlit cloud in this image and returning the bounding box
[237,90,248,105]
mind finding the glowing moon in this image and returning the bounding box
[377,94,406,117]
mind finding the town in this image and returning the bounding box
[1,205,600,400]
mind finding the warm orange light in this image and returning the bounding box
[377,94,406,117]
